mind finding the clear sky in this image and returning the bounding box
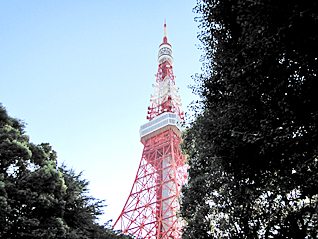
[0,0,202,226]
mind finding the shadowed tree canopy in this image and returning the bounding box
[0,104,131,239]
[181,1,318,238]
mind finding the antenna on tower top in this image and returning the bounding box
[163,19,168,43]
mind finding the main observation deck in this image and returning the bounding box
[140,112,183,144]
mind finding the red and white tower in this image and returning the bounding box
[114,23,187,239]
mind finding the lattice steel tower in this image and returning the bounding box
[114,23,187,238]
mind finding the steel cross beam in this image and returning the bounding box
[114,128,187,238]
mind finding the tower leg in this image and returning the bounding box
[114,128,187,238]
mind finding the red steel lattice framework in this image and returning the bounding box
[114,23,187,238]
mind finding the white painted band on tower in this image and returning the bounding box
[158,44,173,65]
[140,112,183,139]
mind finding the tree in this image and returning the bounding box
[181,1,318,238]
[0,104,131,238]
[58,165,132,239]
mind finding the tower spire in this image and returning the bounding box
[163,19,168,43]
[158,22,173,69]
[147,22,183,121]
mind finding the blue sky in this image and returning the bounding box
[0,0,202,225]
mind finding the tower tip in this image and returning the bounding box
[163,20,168,43]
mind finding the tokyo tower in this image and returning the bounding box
[114,22,187,238]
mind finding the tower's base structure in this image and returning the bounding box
[117,124,187,238]
[114,23,187,238]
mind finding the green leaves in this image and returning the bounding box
[181,0,318,238]
[0,104,131,238]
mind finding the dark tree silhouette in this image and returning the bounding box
[0,104,131,238]
[181,1,318,238]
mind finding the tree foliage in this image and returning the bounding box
[0,104,131,238]
[181,1,318,238]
